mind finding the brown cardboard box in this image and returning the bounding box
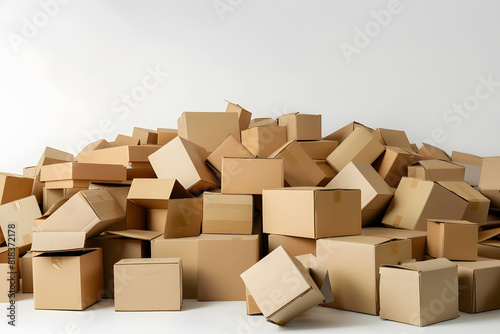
[206,135,255,173]
[88,182,131,231]
[437,181,490,223]
[202,192,253,234]
[221,157,284,195]
[23,166,36,178]
[76,139,112,161]
[0,196,41,249]
[33,248,103,310]
[156,128,178,145]
[43,188,64,214]
[0,247,19,292]
[76,145,160,166]
[326,127,385,172]
[408,160,465,182]
[323,121,373,144]
[278,113,322,141]
[379,258,459,326]
[382,177,468,231]
[241,126,287,158]
[478,239,500,259]
[263,188,361,239]
[0,173,34,205]
[452,151,483,166]
[372,128,413,151]
[316,236,412,315]
[362,227,427,261]
[268,234,316,257]
[249,118,278,128]
[114,258,182,311]
[114,134,140,146]
[241,246,324,325]
[177,111,240,152]
[327,162,394,226]
[454,257,500,313]
[372,146,423,188]
[132,127,158,145]
[479,157,500,208]
[226,100,252,131]
[426,219,478,261]
[149,137,220,195]
[151,236,198,299]
[197,234,259,301]
[20,252,33,293]
[295,253,334,304]
[297,140,338,160]
[314,159,337,186]
[418,143,452,161]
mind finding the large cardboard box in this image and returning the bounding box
[479,157,500,208]
[317,236,412,315]
[206,135,255,173]
[382,177,468,231]
[426,219,478,261]
[418,143,452,161]
[149,137,220,195]
[20,252,33,293]
[379,258,459,327]
[263,188,361,239]
[326,127,385,172]
[0,173,34,205]
[278,112,321,141]
[197,234,259,301]
[114,258,182,311]
[323,121,372,144]
[452,151,483,166]
[225,100,252,131]
[151,236,198,299]
[241,126,287,158]
[327,162,394,226]
[297,140,338,160]
[156,128,178,145]
[221,157,284,195]
[268,234,316,257]
[408,160,465,182]
[76,145,160,166]
[372,146,423,188]
[372,128,413,151]
[437,181,490,223]
[0,196,41,248]
[132,127,158,145]
[33,248,103,310]
[241,246,324,325]
[362,227,427,261]
[202,192,253,234]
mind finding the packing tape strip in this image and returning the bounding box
[393,215,403,228]
[97,194,104,201]
[279,148,299,167]
[333,191,342,203]
[51,258,63,270]
[12,201,21,211]
[410,179,420,189]
[391,242,399,256]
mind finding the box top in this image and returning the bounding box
[381,258,455,273]
[115,258,181,266]
[127,178,193,208]
[198,234,259,242]
[453,257,500,270]
[427,219,478,226]
[362,227,427,239]
[451,151,483,166]
[411,160,464,171]
[437,181,489,202]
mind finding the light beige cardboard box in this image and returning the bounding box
[323,121,372,144]
[408,160,465,182]
[114,258,182,311]
[295,253,334,305]
[156,128,178,145]
[88,181,131,231]
[372,146,423,188]
[268,234,316,257]
[221,157,284,195]
[317,235,412,315]
[0,173,34,205]
[362,227,427,261]
[202,192,253,234]
[206,135,255,173]
[297,140,338,160]
[113,134,140,146]
[314,159,337,186]
[241,246,325,325]
[132,127,158,145]
[151,236,198,299]
[327,161,394,226]
[241,126,287,158]
[372,128,413,151]
[278,112,322,141]
[20,252,33,293]
[245,287,261,315]
[479,156,500,208]
[427,219,478,261]
[382,177,468,231]
[33,248,103,310]
[418,143,452,161]
[437,181,490,223]
[379,258,459,327]
[326,127,385,172]
[0,247,19,292]
[76,145,160,166]
[263,188,361,239]
[225,100,252,131]
[0,195,41,249]
[197,234,259,301]
[249,118,278,128]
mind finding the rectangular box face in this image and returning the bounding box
[437,181,490,223]
[268,234,316,257]
[297,140,338,160]
[203,193,253,234]
[241,126,287,158]
[77,145,160,165]
[0,174,34,205]
[0,196,42,248]
[426,220,478,261]
[207,135,254,173]
[278,113,322,141]
[40,162,127,182]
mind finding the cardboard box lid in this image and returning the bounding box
[373,128,413,151]
[115,257,181,266]
[31,231,87,252]
[418,143,452,161]
[107,229,162,241]
[40,162,126,182]
[381,258,456,273]
[249,118,278,128]
[437,181,490,202]
[127,178,193,208]
[362,227,427,239]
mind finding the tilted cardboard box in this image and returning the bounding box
[372,146,423,188]
[241,126,287,158]
[0,196,41,249]
[76,139,112,161]
[452,151,483,166]
[407,160,465,182]
[114,134,140,146]
[297,140,338,160]
[437,181,490,223]
[206,135,255,173]
[314,159,337,186]
[268,234,316,257]
[362,227,427,261]
[202,192,253,234]
[132,127,158,145]
[88,181,131,231]
[479,156,500,208]
[426,219,478,261]
[372,128,413,151]
[156,128,178,145]
[0,173,34,205]
[323,121,373,144]
[225,100,252,131]
[418,143,452,161]
[249,118,278,128]
[278,112,321,141]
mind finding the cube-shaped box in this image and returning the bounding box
[225,100,252,131]
[241,126,287,158]
[268,234,316,257]
[479,157,500,208]
[372,146,423,188]
[132,127,158,145]
[408,160,465,182]
[278,112,321,141]
[323,121,372,144]
[0,195,42,248]
[114,258,182,311]
[33,248,103,310]
[426,219,478,261]
[362,227,427,261]
[0,173,34,205]
[206,135,255,173]
[202,192,253,234]
[297,140,338,160]
[379,258,459,327]
[418,143,452,161]
[437,181,490,223]
[263,188,361,239]
[372,128,413,151]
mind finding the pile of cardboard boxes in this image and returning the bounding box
[1,102,500,327]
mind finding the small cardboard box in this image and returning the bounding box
[479,156,500,208]
[202,192,253,234]
[249,118,278,128]
[362,227,427,261]
[0,173,34,205]
[263,188,361,239]
[317,236,412,315]
[426,219,478,261]
[0,196,41,248]
[382,177,468,231]
[372,146,423,188]
[225,100,252,131]
[379,258,459,327]
[268,234,316,257]
[241,126,287,158]
[197,234,259,301]
[132,127,158,145]
[297,140,338,160]
[323,121,373,144]
[20,252,33,293]
[114,258,182,311]
[452,151,483,166]
[418,143,452,161]
[314,159,337,186]
[151,236,198,299]
[221,157,284,195]
[372,128,413,151]
[206,135,255,173]
[33,248,103,310]
[408,160,465,182]
[327,162,394,226]
[114,134,140,146]
[278,112,321,141]
[326,127,385,172]
[241,246,325,325]
[156,128,178,145]
[76,145,160,166]
[437,181,490,223]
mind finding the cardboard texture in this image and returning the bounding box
[241,126,287,158]
[241,246,325,325]
[0,247,19,292]
[362,227,427,261]
[202,192,253,234]
[316,236,412,315]
[132,127,158,145]
[88,182,131,231]
[206,135,255,173]
[326,127,385,172]
[426,219,478,261]
[452,151,483,166]
[278,112,321,141]
[225,100,252,131]
[0,173,34,205]
[314,159,337,186]
[478,239,500,260]
[323,121,373,144]
[114,134,140,146]
[76,145,160,167]
[263,188,361,239]
[327,162,394,226]
[379,258,459,327]
[437,181,490,223]
[33,248,103,310]
[382,177,468,231]
[197,234,259,301]
[21,252,33,293]
[156,128,178,145]
[479,157,500,208]
[373,146,423,188]
[0,196,41,248]
[249,118,278,128]
[114,258,182,311]
[297,140,338,160]
[0,263,10,303]
[418,143,452,161]
[296,253,334,305]
[245,287,261,315]
[76,139,112,161]
[268,234,316,257]
[40,162,127,187]
[372,128,413,151]
[408,160,465,182]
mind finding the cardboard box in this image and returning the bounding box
[268,234,316,257]
[88,182,131,231]
[76,139,112,161]
[132,127,158,145]
[114,134,140,146]
[326,127,385,172]
[478,239,500,260]
[372,146,423,188]
[40,162,127,188]
[297,140,338,160]
[314,159,337,186]
[408,160,465,182]
[177,111,240,152]
[249,118,278,128]
[202,192,253,234]
[0,246,19,292]
[437,181,490,223]
[278,112,321,141]
[426,219,478,261]
[151,236,198,299]
[0,196,41,248]
[241,246,324,325]
[0,263,10,303]
[323,121,373,144]
[452,151,483,166]
[418,143,452,161]
[76,145,160,166]
[34,146,75,176]
[149,137,220,195]
[372,128,413,151]
[362,227,427,261]
[225,100,252,131]
[206,135,255,173]
[221,157,284,195]
[20,252,33,293]
[156,128,178,145]
[382,177,468,231]
[263,188,361,239]
[245,287,261,315]
[316,236,412,315]
[241,126,287,158]
[327,162,394,226]
[114,258,182,311]
[295,253,334,305]
[379,258,459,326]
[33,248,103,310]
[0,173,34,205]
[479,157,500,208]
[454,257,500,313]
[197,234,259,301]
[23,166,36,178]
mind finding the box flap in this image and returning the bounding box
[478,227,500,242]
[412,160,463,170]
[381,258,455,272]
[107,229,162,241]
[115,258,181,266]
[437,181,489,202]
[427,219,477,226]
[31,232,86,252]
[81,189,125,223]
